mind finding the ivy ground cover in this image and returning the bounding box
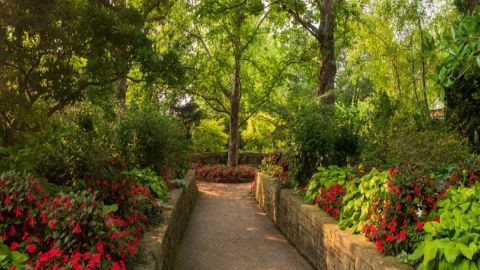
[302,160,480,269]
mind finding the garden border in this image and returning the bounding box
[196,176,254,183]
[255,172,413,270]
[134,170,197,270]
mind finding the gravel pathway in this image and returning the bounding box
[176,181,313,270]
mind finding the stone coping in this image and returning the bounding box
[255,173,413,270]
[134,170,197,270]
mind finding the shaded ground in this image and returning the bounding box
[176,181,313,270]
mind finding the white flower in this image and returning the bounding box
[416,207,423,218]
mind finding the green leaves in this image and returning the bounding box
[409,183,480,268]
[0,240,28,269]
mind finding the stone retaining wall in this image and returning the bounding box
[134,170,197,270]
[190,152,267,166]
[255,173,412,270]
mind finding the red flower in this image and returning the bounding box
[73,224,81,234]
[396,203,401,211]
[386,234,395,242]
[433,217,440,223]
[314,197,320,204]
[4,196,11,206]
[26,243,36,254]
[417,222,424,231]
[388,167,394,178]
[49,221,56,229]
[375,240,384,253]
[14,206,22,217]
[477,161,480,170]
[96,241,104,255]
[7,266,16,270]
[397,230,406,241]
[10,242,18,251]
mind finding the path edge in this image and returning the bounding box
[134,170,198,270]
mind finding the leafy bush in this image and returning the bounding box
[0,170,161,269]
[409,183,480,269]
[259,154,285,182]
[362,93,470,170]
[0,104,115,185]
[359,163,444,256]
[191,119,228,152]
[338,168,389,233]
[241,112,286,153]
[122,168,170,202]
[117,104,189,172]
[0,240,28,270]
[435,12,480,152]
[304,166,355,204]
[287,103,362,185]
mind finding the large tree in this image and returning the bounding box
[0,0,181,145]
[279,0,345,103]
[176,0,291,166]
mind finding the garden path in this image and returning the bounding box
[176,181,313,270]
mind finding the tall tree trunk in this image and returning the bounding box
[227,47,241,167]
[416,16,429,117]
[114,0,128,116]
[409,34,421,108]
[317,0,337,104]
[116,78,128,115]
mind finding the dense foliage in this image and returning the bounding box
[117,105,189,173]
[299,159,480,268]
[191,119,228,153]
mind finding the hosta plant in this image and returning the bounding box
[408,184,480,269]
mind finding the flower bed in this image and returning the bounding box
[302,160,480,268]
[193,165,256,183]
[0,163,166,269]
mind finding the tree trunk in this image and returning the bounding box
[116,78,128,115]
[416,16,429,117]
[317,0,337,104]
[227,47,241,167]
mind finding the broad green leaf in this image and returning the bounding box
[424,243,438,263]
[10,251,28,263]
[444,242,460,263]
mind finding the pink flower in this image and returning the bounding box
[417,222,424,231]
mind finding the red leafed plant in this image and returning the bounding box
[194,165,256,182]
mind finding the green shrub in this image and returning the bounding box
[122,168,170,202]
[362,93,470,170]
[435,12,480,152]
[287,102,362,185]
[191,119,228,152]
[241,112,286,153]
[117,104,189,172]
[304,166,355,204]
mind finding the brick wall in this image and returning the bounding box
[134,170,198,270]
[255,173,412,270]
